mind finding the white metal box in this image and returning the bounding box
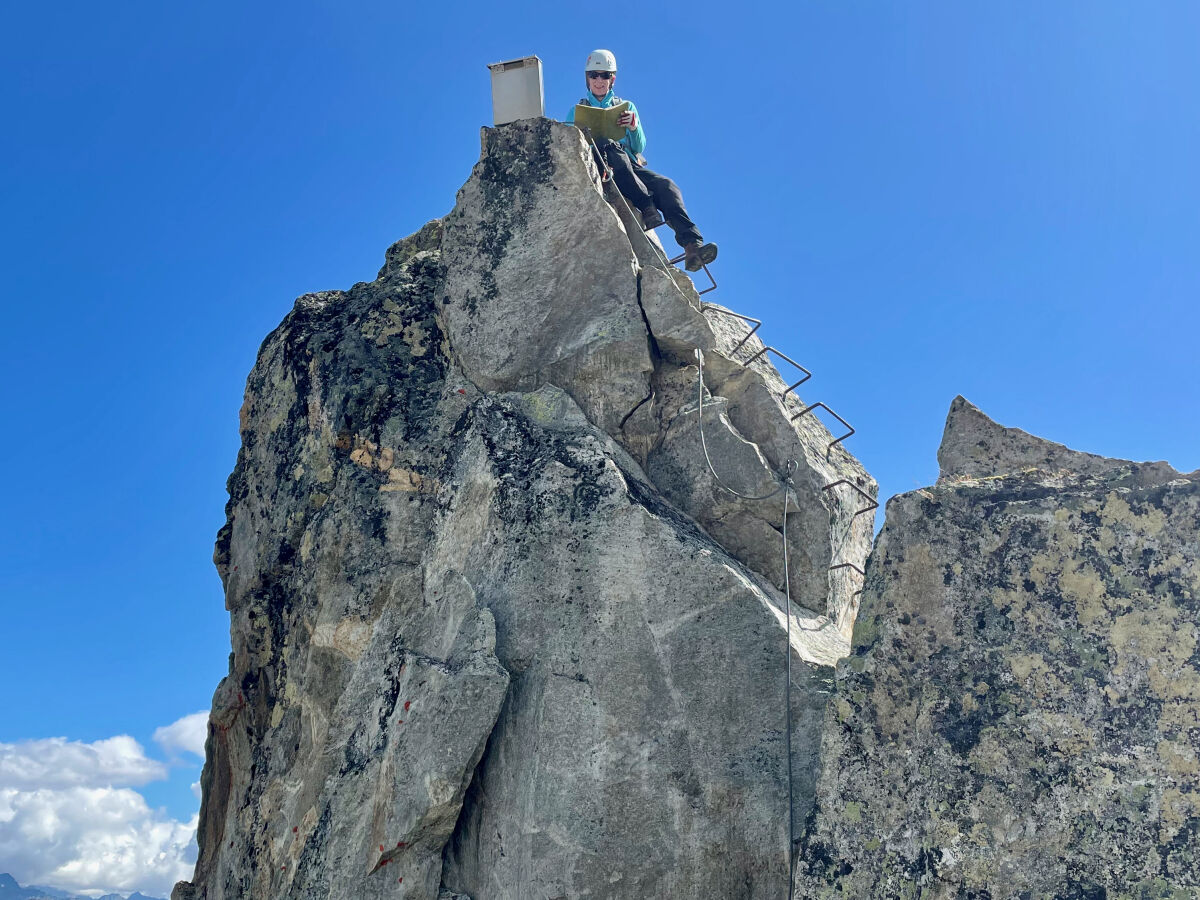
[488,56,544,125]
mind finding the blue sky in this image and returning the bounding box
[2,1,1197,894]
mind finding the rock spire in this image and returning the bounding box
[173,119,874,900]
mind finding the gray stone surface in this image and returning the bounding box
[612,183,875,635]
[938,394,1177,484]
[436,389,837,899]
[441,120,875,632]
[440,120,653,439]
[175,119,875,900]
[181,260,511,900]
[796,399,1200,898]
[175,118,1198,900]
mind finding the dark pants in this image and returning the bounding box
[599,141,703,248]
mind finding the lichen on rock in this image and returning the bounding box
[178,117,1198,900]
[176,119,875,900]
[796,398,1199,899]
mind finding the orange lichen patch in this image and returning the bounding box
[349,438,381,469]
[239,392,253,433]
[337,433,435,493]
[381,467,431,493]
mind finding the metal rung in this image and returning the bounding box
[829,561,866,597]
[668,253,717,295]
[791,402,854,455]
[700,305,762,357]
[829,562,865,577]
[742,346,812,398]
[822,479,879,519]
[697,307,812,402]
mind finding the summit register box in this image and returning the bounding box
[487,56,544,125]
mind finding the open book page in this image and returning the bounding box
[572,101,631,143]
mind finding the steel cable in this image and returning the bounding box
[695,349,801,897]
[782,485,797,900]
[695,349,788,501]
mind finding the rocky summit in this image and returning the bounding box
[175,118,1197,900]
[796,398,1199,898]
[173,119,874,900]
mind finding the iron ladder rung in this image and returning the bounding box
[822,479,879,519]
[829,561,866,597]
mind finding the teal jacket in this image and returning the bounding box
[566,89,647,163]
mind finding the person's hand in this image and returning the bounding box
[618,110,637,130]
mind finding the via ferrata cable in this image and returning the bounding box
[695,348,800,897]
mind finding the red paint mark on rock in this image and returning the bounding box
[379,844,385,852]
[457,389,466,394]
[292,826,298,833]
[404,701,411,711]
[396,841,406,848]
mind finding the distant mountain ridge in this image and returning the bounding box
[0,874,163,900]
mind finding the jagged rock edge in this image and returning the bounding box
[433,157,830,609]
[432,388,824,898]
[427,220,857,892]
[609,177,864,626]
[184,122,874,898]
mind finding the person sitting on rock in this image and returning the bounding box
[566,48,718,273]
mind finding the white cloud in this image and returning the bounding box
[0,722,204,897]
[152,711,209,760]
[0,787,196,897]
[0,736,167,791]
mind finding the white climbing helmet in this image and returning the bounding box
[585,49,617,73]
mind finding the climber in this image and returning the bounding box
[566,49,718,273]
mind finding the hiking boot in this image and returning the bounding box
[641,206,665,230]
[684,241,718,272]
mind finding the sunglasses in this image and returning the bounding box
[587,71,614,80]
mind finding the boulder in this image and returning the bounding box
[796,399,1200,898]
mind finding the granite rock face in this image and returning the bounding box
[796,398,1199,898]
[937,395,1179,485]
[440,122,876,635]
[175,120,874,900]
[440,120,653,438]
